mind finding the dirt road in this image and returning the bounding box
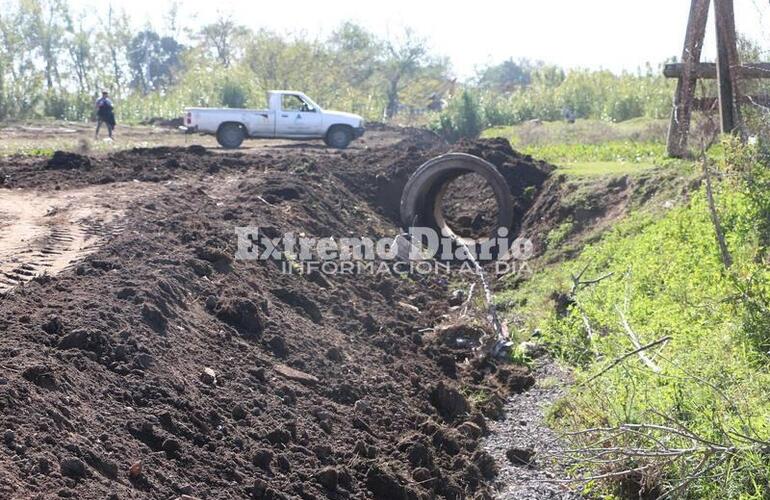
[0,127,565,499]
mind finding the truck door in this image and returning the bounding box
[247,111,274,137]
[276,94,323,136]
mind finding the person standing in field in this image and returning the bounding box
[95,91,116,139]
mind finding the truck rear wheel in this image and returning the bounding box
[217,123,246,149]
[325,125,352,149]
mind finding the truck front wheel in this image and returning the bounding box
[217,123,246,149]
[325,125,353,149]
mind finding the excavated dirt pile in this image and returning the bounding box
[0,129,554,499]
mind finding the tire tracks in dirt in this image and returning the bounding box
[0,182,157,293]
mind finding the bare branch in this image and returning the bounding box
[616,306,661,373]
[582,336,672,384]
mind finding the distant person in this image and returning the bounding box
[95,91,116,139]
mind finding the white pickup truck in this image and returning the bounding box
[184,90,365,149]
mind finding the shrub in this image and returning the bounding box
[219,80,248,108]
[432,90,485,142]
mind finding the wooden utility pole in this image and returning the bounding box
[667,0,711,158]
[714,0,741,134]
[665,0,763,157]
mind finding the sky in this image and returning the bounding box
[71,0,770,79]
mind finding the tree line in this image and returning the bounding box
[0,0,677,134]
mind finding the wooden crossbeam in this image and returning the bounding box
[666,0,757,157]
[664,63,770,79]
[692,95,770,111]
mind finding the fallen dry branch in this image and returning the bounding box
[569,264,614,353]
[542,420,766,499]
[616,306,661,373]
[582,336,672,385]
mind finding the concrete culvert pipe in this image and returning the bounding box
[400,152,514,249]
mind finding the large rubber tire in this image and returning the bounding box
[400,153,514,245]
[216,123,246,149]
[325,125,353,149]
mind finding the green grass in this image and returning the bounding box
[555,160,658,177]
[486,124,770,496]
[482,118,692,178]
[482,117,669,147]
[498,139,770,498]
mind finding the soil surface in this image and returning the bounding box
[0,127,563,499]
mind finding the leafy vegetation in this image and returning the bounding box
[0,0,688,138]
[433,90,486,142]
[502,138,770,498]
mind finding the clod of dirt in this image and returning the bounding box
[430,382,470,421]
[437,354,458,378]
[458,421,484,439]
[231,403,247,420]
[506,447,535,466]
[162,438,181,457]
[58,329,111,355]
[496,366,536,393]
[325,346,344,362]
[199,367,217,385]
[46,151,92,170]
[187,144,207,155]
[21,364,58,389]
[473,450,499,479]
[365,464,418,500]
[3,430,15,447]
[215,298,264,337]
[60,457,87,479]
[315,466,339,490]
[252,448,273,470]
[141,304,168,333]
[271,288,322,324]
[128,460,142,479]
[267,335,289,358]
[41,315,63,335]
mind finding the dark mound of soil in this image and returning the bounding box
[0,127,541,499]
[46,151,92,170]
[330,133,554,235]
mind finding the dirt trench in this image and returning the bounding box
[0,129,561,499]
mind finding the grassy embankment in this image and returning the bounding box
[486,119,770,499]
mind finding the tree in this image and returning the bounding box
[200,15,249,67]
[382,29,429,119]
[67,12,92,94]
[329,22,380,86]
[96,5,131,96]
[127,29,183,93]
[434,90,485,142]
[20,0,69,91]
[478,59,532,92]
[0,2,43,117]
